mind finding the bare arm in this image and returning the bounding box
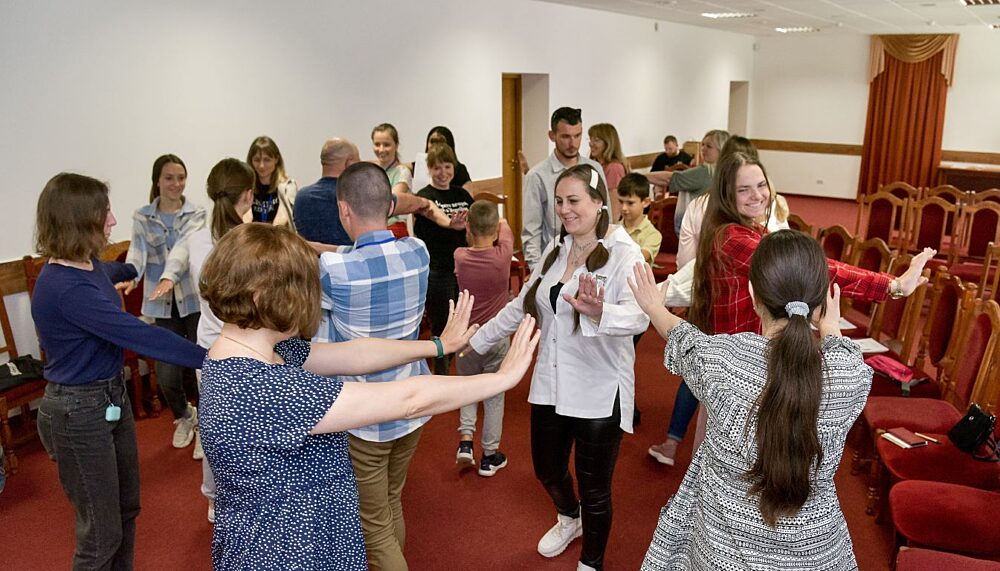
[302,291,479,377]
[644,170,674,189]
[311,317,539,434]
[628,262,683,340]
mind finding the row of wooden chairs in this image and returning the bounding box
[879,181,1000,206]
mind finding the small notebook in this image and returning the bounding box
[810,318,857,332]
[854,337,890,354]
[881,427,929,449]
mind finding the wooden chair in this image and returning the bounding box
[880,181,921,201]
[868,259,929,369]
[817,224,854,263]
[904,196,960,264]
[856,191,909,247]
[968,188,1000,205]
[785,213,814,237]
[949,202,1000,285]
[915,269,978,383]
[924,184,968,206]
[978,242,1000,302]
[0,294,46,475]
[648,197,678,279]
[842,237,895,327]
[471,191,526,295]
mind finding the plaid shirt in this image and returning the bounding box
[125,198,206,318]
[711,224,891,335]
[316,230,430,442]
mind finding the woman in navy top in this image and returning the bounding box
[32,173,205,571]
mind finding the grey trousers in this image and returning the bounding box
[456,337,509,456]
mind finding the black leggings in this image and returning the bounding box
[426,269,458,374]
[531,397,623,570]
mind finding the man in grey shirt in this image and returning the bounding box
[521,107,606,269]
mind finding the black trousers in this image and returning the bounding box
[425,269,458,375]
[531,397,623,570]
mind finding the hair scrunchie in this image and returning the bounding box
[784,301,810,318]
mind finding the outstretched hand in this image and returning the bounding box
[496,316,540,386]
[439,290,479,354]
[627,262,667,315]
[563,274,604,318]
[149,278,173,300]
[447,209,468,231]
[897,247,936,296]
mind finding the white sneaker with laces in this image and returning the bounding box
[172,404,197,449]
[577,563,598,571]
[192,429,204,460]
[537,513,582,558]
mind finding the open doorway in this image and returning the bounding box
[502,73,549,248]
[728,81,749,136]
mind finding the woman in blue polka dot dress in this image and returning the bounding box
[198,223,539,571]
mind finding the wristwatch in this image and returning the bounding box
[889,278,904,300]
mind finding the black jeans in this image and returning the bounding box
[531,398,623,570]
[425,269,458,375]
[154,303,200,419]
[37,375,139,571]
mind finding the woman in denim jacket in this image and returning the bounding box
[125,154,206,451]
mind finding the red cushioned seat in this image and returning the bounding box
[653,252,676,280]
[896,547,1000,570]
[876,433,1000,490]
[865,348,941,399]
[861,397,962,434]
[891,481,1000,558]
[950,261,995,284]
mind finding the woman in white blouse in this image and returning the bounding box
[468,164,648,571]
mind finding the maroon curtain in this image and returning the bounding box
[857,51,948,197]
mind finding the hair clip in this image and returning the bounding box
[589,169,599,190]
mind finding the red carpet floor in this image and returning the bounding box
[0,197,898,570]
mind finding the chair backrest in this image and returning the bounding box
[956,202,1000,261]
[924,184,968,206]
[472,191,507,220]
[0,295,18,361]
[880,181,921,201]
[969,189,1000,205]
[818,224,854,262]
[857,191,908,245]
[906,196,960,256]
[952,300,1000,413]
[918,268,976,371]
[981,242,1000,302]
[786,213,813,237]
[648,197,678,254]
[869,256,928,365]
[847,237,895,315]
[22,255,46,297]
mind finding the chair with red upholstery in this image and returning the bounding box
[925,184,969,206]
[0,294,46,476]
[785,213,814,237]
[905,196,960,269]
[649,197,678,280]
[880,181,921,201]
[841,237,896,334]
[817,224,854,263]
[896,547,1000,570]
[969,189,1000,205]
[890,482,1000,563]
[915,269,976,368]
[950,202,1000,285]
[857,191,908,247]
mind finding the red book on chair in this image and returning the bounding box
[884,427,929,448]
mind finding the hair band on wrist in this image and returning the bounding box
[430,336,444,359]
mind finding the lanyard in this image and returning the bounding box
[355,236,395,250]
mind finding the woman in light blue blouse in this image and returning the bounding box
[125,154,206,450]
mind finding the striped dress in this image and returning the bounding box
[642,322,872,570]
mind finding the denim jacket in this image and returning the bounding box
[125,197,206,319]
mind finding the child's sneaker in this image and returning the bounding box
[456,441,474,465]
[478,452,508,477]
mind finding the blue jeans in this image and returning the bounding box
[37,375,139,571]
[666,381,699,441]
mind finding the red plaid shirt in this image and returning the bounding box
[711,224,891,335]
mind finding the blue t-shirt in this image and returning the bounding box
[200,337,366,570]
[158,210,179,250]
[294,177,351,246]
[30,259,205,384]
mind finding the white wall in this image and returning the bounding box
[749,29,1000,201]
[0,0,754,263]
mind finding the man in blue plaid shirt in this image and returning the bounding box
[315,162,430,571]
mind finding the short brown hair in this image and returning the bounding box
[426,143,457,168]
[199,223,320,337]
[467,200,499,237]
[35,173,110,260]
[616,173,651,200]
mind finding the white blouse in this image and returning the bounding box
[469,225,649,432]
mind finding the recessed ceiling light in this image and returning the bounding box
[775,26,820,33]
[991,23,1000,29]
[701,12,756,19]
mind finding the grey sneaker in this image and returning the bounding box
[172,404,197,449]
[537,513,582,557]
[192,429,204,460]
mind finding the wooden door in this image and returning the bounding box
[502,74,523,248]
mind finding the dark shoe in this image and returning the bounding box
[456,441,474,465]
[478,452,508,477]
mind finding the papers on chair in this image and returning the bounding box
[810,318,857,331]
[854,337,890,354]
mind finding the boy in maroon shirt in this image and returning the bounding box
[453,201,514,476]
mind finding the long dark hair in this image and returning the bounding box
[206,158,255,241]
[523,164,610,330]
[744,229,828,527]
[149,154,186,203]
[689,152,772,333]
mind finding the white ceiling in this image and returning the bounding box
[536,0,1000,36]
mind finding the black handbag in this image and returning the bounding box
[948,403,998,461]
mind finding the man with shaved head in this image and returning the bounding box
[294,138,361,246]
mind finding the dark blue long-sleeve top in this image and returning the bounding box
[30,258,206,385]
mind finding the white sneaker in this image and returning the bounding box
[537,513,582,558]
[577,563,597,571]
[192,429,204,460]
[172,404,197,448]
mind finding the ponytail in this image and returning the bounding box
[206,159,255,241]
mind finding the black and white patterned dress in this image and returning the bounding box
[642,322,871,570]
[200,337,367,571]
